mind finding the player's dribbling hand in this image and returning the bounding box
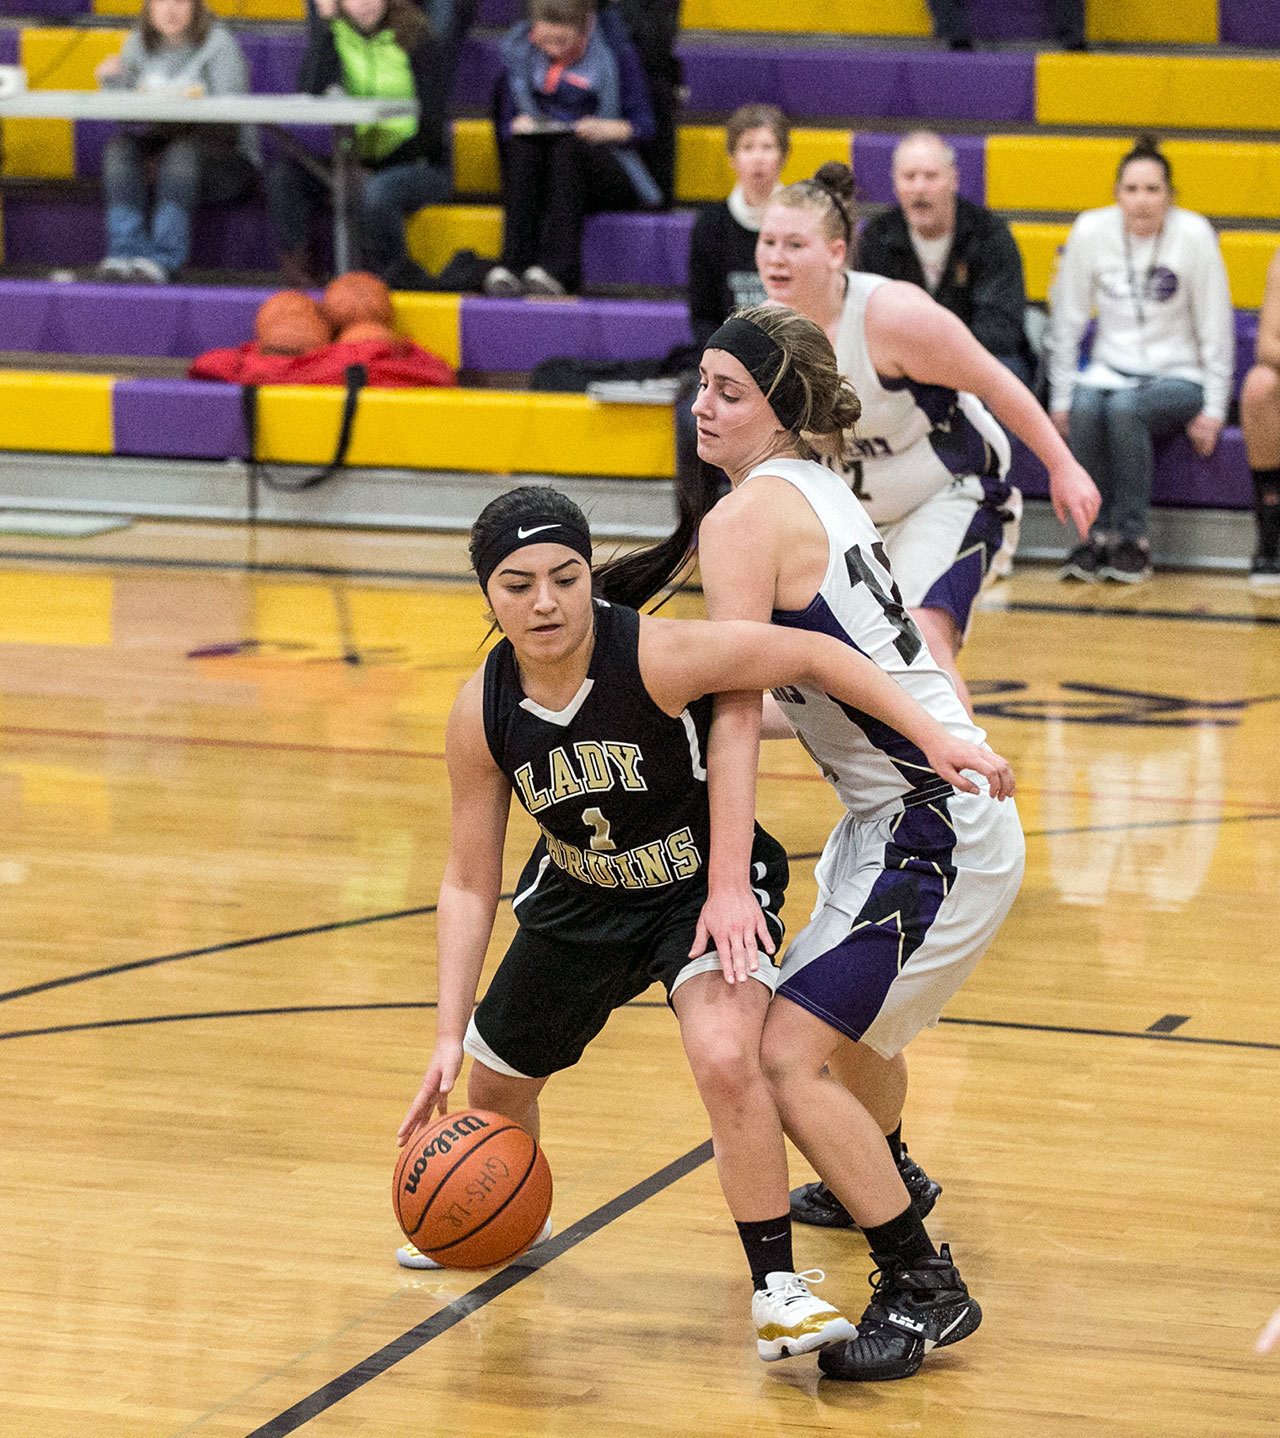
[397,1037,464,1145]
[690,885,775,985]
[1048,455,1101,539]
[926,738,1015,801]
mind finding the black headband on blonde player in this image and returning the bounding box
[470,487,594,594]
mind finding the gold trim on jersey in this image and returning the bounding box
[539,824,702,891]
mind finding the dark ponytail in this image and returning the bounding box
[1117,133,1173,189]
[592,460,723,609]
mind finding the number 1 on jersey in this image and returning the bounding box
[582,806,616,852]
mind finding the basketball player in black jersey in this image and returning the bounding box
[398,484,1013,1362]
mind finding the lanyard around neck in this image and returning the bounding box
[1123,220,1166,329]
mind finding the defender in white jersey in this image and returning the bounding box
[756,163,1099,707]
[598,303,1023,1383]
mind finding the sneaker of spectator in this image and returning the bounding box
[129,257,170,284]
[521,265,566,297]
[93,257,137,283]
[483,265,523,297]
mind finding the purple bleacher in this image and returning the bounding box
[1011,428,1251,510]
[114,378,249,460]
[0,28,17,64]
[2,190,282,269]
[681,45,1034,124]
[459,295,690,369]
[1220,0,1280,45]
[581,210,694,289]
[477,0,520,24]
[0,0,88,17]
[0,279,267,355]
[852,133,984,206]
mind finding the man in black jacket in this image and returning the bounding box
[859,130,1035,386]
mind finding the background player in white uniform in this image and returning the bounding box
[397,482,1012,1362]
[755,162,1100,708]
[595,304,1025,1381]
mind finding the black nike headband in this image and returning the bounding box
[473,511,594,593]
[703,315,808,432]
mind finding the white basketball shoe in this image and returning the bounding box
[753,1268,857,1361]
[396,1216,553,1271]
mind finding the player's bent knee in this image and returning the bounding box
[1242,364,1280,419]
[685,1038,763,1111]
[468,1061,539,1117]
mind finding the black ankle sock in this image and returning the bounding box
[862,1204,937,1269]
[885,1124,903,1164]
[1253,468,1280,556]
[736,1215,794,1290]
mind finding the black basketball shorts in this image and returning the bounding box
[464,846,789,1081]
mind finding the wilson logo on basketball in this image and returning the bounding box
[403,1114,492,1195]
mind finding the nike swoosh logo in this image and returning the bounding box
[938,1306,969,1341]
[516,524,561,539]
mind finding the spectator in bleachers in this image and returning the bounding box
[93,0,259,283]
[859,131,1035,386]
[609,0,681,205]
[267,0,450,289]
[1049,135,1234,585]
[688,104,787,346]
[1240,249,1280,588]
[926,0,1085,51]
[484,0,661,298]
[674,103,789,494]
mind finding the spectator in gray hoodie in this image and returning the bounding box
[95,0,259,282]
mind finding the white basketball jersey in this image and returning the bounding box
[825,272,1011,525]
[748,457,987,822]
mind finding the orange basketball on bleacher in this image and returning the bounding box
[255,291,333,355]
[393,1110,553,1269]
[322,271,394,332]
[338,319,400,347]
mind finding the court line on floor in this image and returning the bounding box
[6,725,1279,821]
[240,1139,715,1438]
[0,547,473,586]
[1,548,1275,630]
[7,809,1279,1009]
[0,902,448,1004]
[2,999,1273,1052]
[999,599,1280,629]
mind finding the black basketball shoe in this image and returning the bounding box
[817,1244,982,1382]
[790,1146,942,1229]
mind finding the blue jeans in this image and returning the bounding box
[103,131,257,274]
[267,153,451,277]
[1067,377,1204,542]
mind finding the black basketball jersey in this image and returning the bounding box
[483,600,720,926]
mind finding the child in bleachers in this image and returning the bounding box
[267,0,451,289]
[93,0,258,283]
[485,0,661,298]
[1050,135,1235,584]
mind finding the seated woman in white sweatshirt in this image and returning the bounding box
[1048,135,1234,584]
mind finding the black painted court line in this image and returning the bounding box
[1000,598,1280,628]
[0,997,670,1043]
[939,1014,1278,1053]
[0,547,473,587]
[12,809,1279,1009]
[244,1139,715,1438]
[0,900,454,1005]
[0,1001,432,1042]
[1147,1014,1191,1033]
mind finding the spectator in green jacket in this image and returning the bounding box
[267,0,450,288]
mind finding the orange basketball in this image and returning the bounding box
[393,1110,552,1269]
[322,271,394,331]
[255,291,333,355]
[338,319,400,347]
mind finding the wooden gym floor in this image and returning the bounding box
[0,520,1276,1437]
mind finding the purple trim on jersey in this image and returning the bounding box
[772,594,953,805]
[919,499,1006,633]
[778,801,957,1041]
[880,373,1000,480]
